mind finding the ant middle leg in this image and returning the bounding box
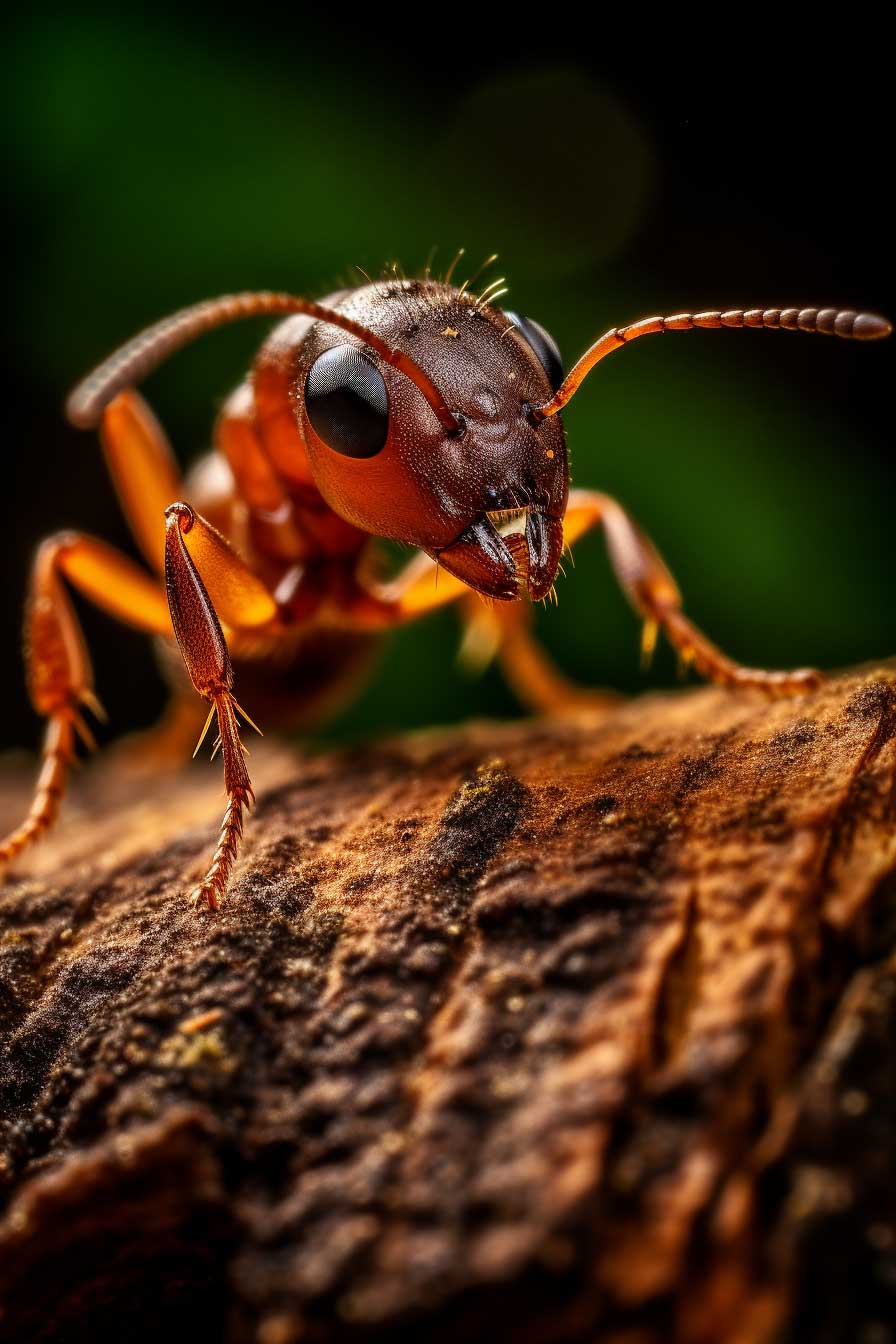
[345,547,620,715]
[458,596,621,715]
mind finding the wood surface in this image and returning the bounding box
[1,666,894,1343]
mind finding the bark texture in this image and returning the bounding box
[1,666,895,1344]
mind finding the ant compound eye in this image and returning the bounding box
[505,312,564,393]
[305,346,389,458]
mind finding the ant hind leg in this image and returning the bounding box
[0,534,170,873]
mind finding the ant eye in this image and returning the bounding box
[505,312,564,393]
[305,346,389,458]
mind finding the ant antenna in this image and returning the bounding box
[531,305,892,421]
[66,291,461,433]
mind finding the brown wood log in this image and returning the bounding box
[1,666,895,1344]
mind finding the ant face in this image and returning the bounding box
[297,281,569,600]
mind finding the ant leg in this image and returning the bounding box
[346,501,816,702]
[564,489,821,694]
[100,390,182,574]
[0,535,171,872]
[347,549,471,627]
[163,503,277,909]
[101,387,276,768]
[458,597,621,715]
[98,389,214,767]
[346,550,619,713]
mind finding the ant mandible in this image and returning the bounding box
[1,262,890,908]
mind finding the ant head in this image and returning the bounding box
[296,280,569,600]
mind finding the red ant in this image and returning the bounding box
[1,264,890,908]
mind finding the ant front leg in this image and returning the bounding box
[564,489,821,694]
[0,535,171,872]
[163,503,276,910]
[100,389,183,574]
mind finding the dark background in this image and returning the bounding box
[6,11,893,752]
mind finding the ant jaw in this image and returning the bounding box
[523,509,564,600]
[436,509,563,602]
[437,517,520,600]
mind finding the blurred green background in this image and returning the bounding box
[5,11,893,750]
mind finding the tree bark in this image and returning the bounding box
[1,666,895,1344]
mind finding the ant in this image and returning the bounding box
[0,262,890,908]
